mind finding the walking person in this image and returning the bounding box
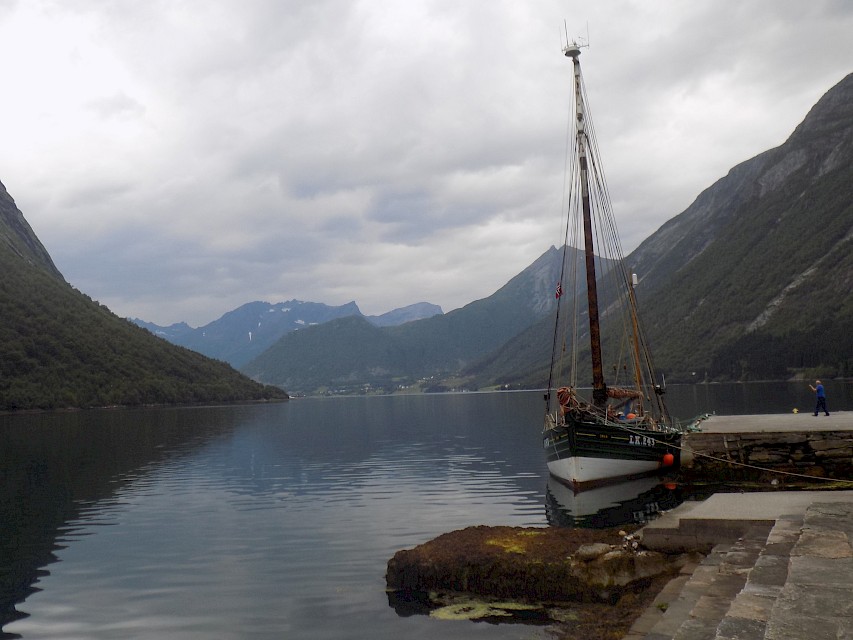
[809,380,829,416]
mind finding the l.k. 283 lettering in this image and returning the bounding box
[629,435,655,447]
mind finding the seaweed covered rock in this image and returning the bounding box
[386,525,697,604]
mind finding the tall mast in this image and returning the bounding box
[565,43,607,406]
[627,272,645,411]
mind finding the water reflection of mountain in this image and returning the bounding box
[545,476,685,529]
[0,407,242,637]
[225,393,548,502]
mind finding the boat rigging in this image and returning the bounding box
[542,40,682,489]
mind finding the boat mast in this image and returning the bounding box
[565,43,607,406]
[627,273,646,411]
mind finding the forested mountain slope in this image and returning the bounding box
[0,180,286,410]
[636,72,853,380]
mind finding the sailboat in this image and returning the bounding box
[542,40,683,489]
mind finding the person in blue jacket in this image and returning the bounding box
[809,380,829,416]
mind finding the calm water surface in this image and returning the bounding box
[1,382,851,639]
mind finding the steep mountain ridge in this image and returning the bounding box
[635,72,853,379]
[0,180,286,410]
[0,181,62,279]
[631,72,853,297]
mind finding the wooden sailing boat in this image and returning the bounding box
[543,41,682,489]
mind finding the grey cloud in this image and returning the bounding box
[86,92,146,120]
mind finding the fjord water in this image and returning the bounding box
[1,393,550,640]
[1,382,851,639]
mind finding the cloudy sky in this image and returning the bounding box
[1,1,851,326]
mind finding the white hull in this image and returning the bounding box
[547,455,664,488]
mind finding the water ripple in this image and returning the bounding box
[4,394,554,639]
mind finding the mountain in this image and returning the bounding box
[1,183,62,279]
[0,180,287,410]
[635,71,853,381]
[241,247,573,393]
[133,300,363,368]
[367,302,444,327]
[133,300,443,368]
[474,71,853,387]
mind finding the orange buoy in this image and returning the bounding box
[662,452,675,467]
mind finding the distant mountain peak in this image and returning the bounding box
[367,302,443,327]
[133,299,443,367]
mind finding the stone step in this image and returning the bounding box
[763,502,853,640]
[623,564,698,639]
[632,493,853,640]
[627,523,773,640]
[713,514,802,640]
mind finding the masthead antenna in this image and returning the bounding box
[562,24,589,58]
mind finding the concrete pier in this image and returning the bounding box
[683,411,853,481]
[695,410,853,433]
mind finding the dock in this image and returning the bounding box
[627,412,853,639]
[681,411,853,482]
[694,410,853,433]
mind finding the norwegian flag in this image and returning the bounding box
[555,282,563,299]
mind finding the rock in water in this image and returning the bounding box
[385,525,699,604]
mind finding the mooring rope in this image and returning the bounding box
[598,415,853,487]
